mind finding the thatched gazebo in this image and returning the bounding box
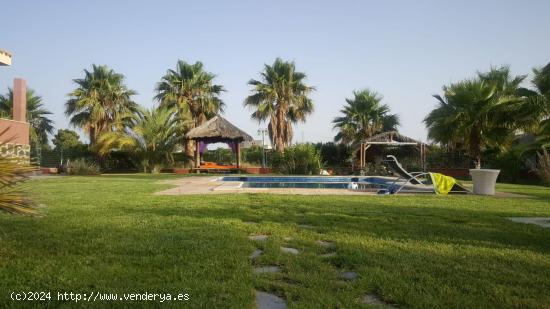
[358,131,427,171]
[186,115,253,169]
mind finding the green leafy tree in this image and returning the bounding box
[96,107,185,173]
[155,60,225,157]
[65,64,139,146]
[517,63,550,149]
[424,78,525,168]
[52,129,86,152]
[0,88,54,150]
[332,89,399,146]
[244,58,315,152]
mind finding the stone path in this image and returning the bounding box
[316,240,335,248]
[362,294,395,308]
[280,247,299,255]
[340,271,358,280]
[508,217,550,228]
[255,266,282,274]
[247,233,395,307]
[250,249,263,259]
[249,235,269,241]
[256,291,287,309]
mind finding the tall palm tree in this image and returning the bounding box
[424,79,523,168]
[332,89,399,145]
[65,64,139,146]
[478,65,526,96]
[244,58,315,152]
[0,88,54,148]
[517,63,550,148]
[96,106,187,173]
[155,60,225,156]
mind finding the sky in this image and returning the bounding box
[1,0,549,145]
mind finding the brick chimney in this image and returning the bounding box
[13,78,26,122]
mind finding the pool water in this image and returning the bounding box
[242,182,385,189]
[221,176,391,190]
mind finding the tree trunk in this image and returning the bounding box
[276,108,285,152]
[89,127,96,146]
[470,130,482,169]
[185,139,194,158]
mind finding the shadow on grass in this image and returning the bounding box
[121,194,550,254]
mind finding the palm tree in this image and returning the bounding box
[65,64,139,146]
[244,58,315,152]
[155,60,225,157]
[332,89,399,145]
[478,65,526,96]
[0,88,54,149]
[517,63,550,148]
[424,79,523,168]
[96,106,186,173]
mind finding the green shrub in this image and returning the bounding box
[315,142,352,170]
[242,145,264,165]
[271,144,322,175]
[202,148,234,164]
[67,159,100,175]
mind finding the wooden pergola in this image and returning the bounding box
[186,115,253,169]
[357,131,427,171]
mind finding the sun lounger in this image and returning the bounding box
[382,155,470,194]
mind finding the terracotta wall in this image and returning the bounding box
[0,78,30,161]
[0,118,30,145]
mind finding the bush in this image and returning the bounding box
[67,159,100,175]
[315,142,352,171]
[202,148,234,164]
[271,144,322,175]
[242,145,264,166]
[534,148,550,186]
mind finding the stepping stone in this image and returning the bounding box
[362,294,395,308]
[256,291,286,309]
[280,247,299,255]
[316,240,335,248]
[298,224,314,229]
[254,266,281,274]
[249,235,269,241]
[508,217,550,228]
[283,237,293,241]
[340,271,358,280]
[250,249,263,259]
[320,252,336,258]
[243,221,259,225]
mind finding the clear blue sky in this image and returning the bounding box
[1,0,549,144]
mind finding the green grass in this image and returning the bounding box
[1,175,549,308]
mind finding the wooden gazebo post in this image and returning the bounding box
[236,141,241,168]
[195,140,200,168]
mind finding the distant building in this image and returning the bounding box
[0,49,12,66]
[0,49,30,160]
[241,139,271,149]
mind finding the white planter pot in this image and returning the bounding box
[469,169,500,195]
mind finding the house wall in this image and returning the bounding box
[0,78,30,161]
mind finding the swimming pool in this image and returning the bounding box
[220,176,392,190]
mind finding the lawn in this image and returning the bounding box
[1,174,549,308]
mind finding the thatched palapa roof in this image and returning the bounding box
[186,115,253,142]
[363,131,424,145]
